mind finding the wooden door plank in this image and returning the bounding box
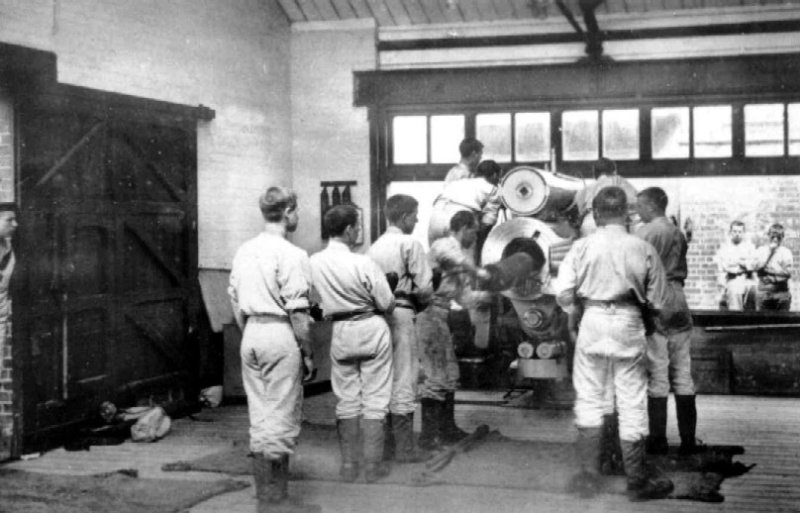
[123,219,185,285]
[124,311,183,368]
[35,122,104,188]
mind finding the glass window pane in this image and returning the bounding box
[392,116,427,164]
[386,181,443,252]
[652,107,689,159]
[693,105,732,158]
[476,113,511,162]
[602,109,639,160]
[790,104,800,156]
[431,115,464,164]
[745,104,784,157]
[562,110,598,161]
[515,112,550,162]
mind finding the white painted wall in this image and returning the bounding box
[0,0,292,268]
[289,19,377,254]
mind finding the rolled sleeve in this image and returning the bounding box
[367,260,396,312]
[279,252,312,311]
[407,240,434,301]
[554,247,578,313]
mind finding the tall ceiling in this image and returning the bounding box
[276,0,800,27]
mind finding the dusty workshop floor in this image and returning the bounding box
[5,391,800,513]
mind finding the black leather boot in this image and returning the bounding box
[622,438,674,502]
[252,452,273,510]
[270,455,289,502]
[383,414,395,461]
[646,396,669,455]
[418,398,444,451]
[599,413,625,475]
[362,418,391,483]
[676,394,704,455]
[392,413,431,463]
[337,417,361,482]
[567,427,603,498]
[441,391,468,444]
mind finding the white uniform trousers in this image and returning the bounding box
[330,315,393,420]
[387,307,419,415]
[573,305,648,442]
[724,275,757,311]
[240,317,303,459]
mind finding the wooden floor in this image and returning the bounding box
[5,392,800,513]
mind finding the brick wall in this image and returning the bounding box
[631,175,800,311]
[289,20,377,255]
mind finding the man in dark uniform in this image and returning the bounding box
[636,187,701,456]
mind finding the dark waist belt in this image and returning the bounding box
[326,310,378,322]
[583,299,639,309]
[727,272,753,280]
[246,314,290,324]
[759,280,789,292]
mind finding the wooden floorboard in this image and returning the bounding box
[4,393,800,513]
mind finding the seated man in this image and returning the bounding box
[755,223,793,311]
[715,221,757,311]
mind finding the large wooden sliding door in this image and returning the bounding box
[15,90,203,450]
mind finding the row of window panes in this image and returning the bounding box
[392,104,800,164]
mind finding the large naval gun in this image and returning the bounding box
[470,166,585,405]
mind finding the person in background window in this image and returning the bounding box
[310,204,396,484]
[574,158,638,236]
[444,137,484,182]
[228,187,319,513]
[428,159,503,262]
[755,223,793,311]
[367,194,433,464]
[715,221,757,311]
[635,188,702,456]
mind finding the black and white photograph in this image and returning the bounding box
[0,1,798,512]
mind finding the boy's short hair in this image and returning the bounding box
[259,187,296,222]
[324,204,359,237]
[459,138,484,158]
[385,194,418,224]
[592,186,627,219]
[450,210,477,232]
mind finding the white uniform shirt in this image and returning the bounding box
[555,225,667,314]
[444,162,471,182]
[716,240,758,284]
[310,240,395,317]
[228,232,312,317]
[755,244,793,282]
[367,226,433,305]
[436,177,502,226]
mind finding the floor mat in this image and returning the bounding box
[162,423,751,502]
[0,468,249,513]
